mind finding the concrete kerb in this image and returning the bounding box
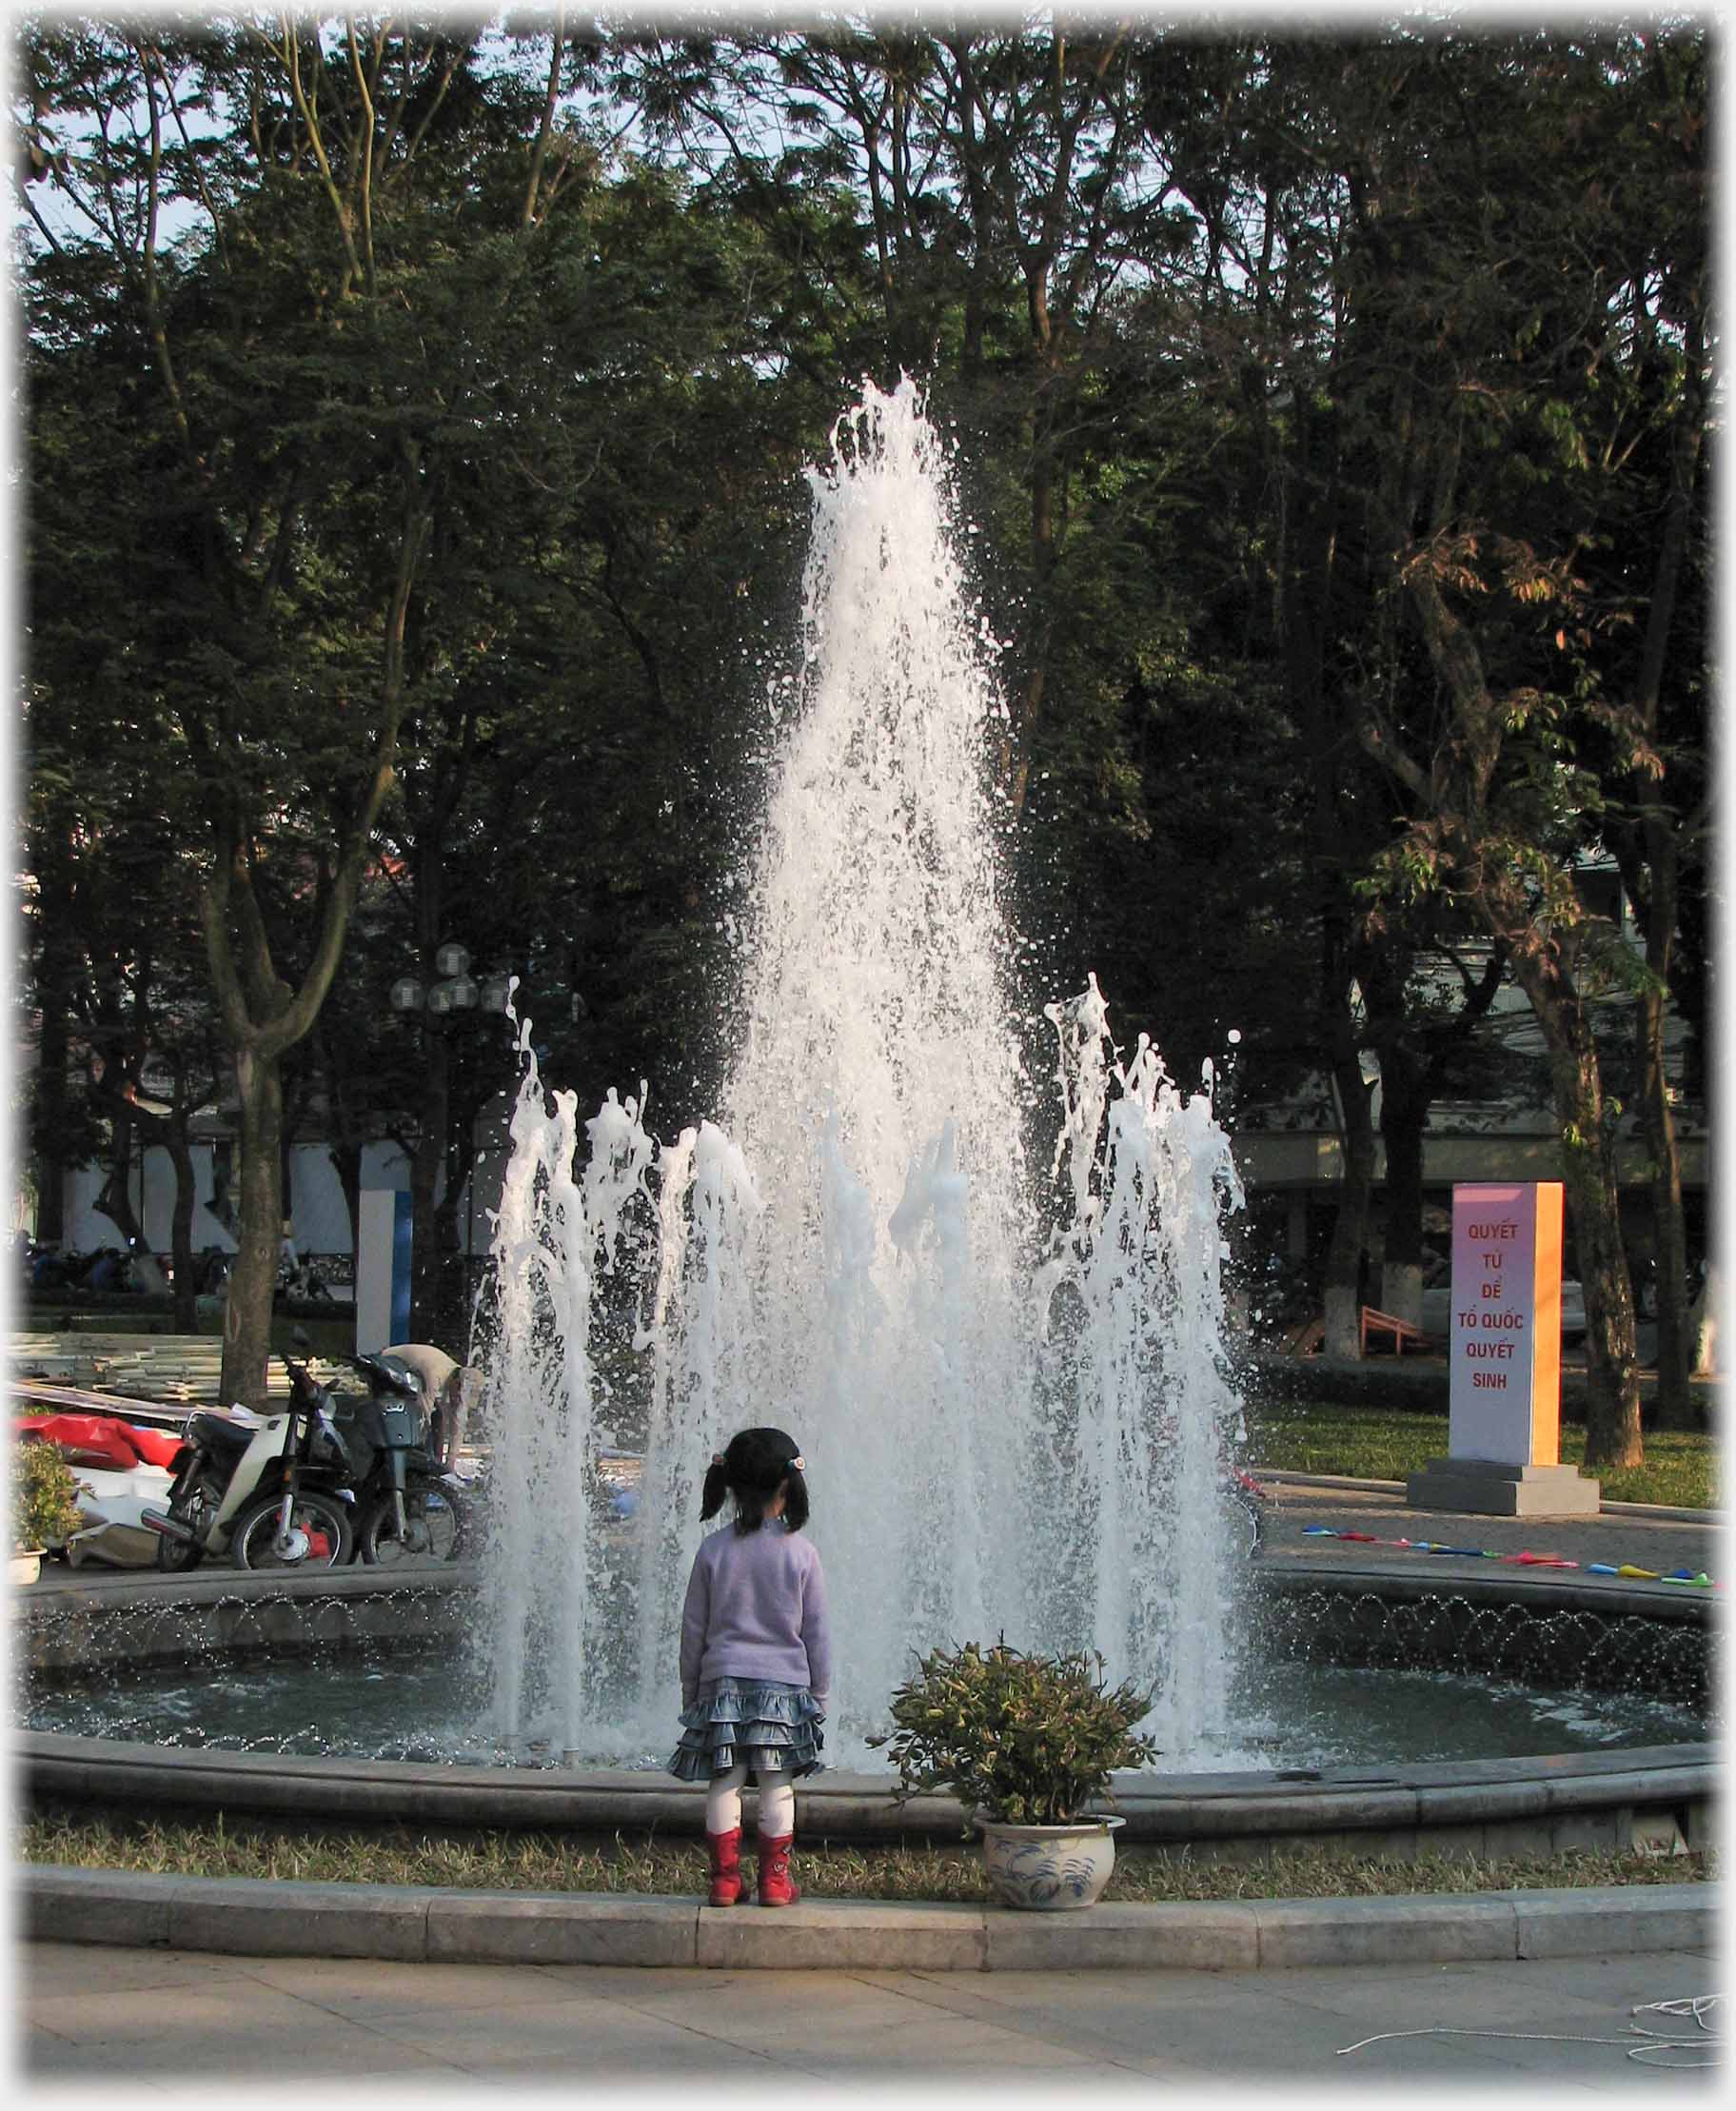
[18,1864,1714,1971]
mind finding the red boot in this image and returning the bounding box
[756,1831,799,1907]
[705,1827,744,1907]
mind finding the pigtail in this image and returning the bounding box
[781,1462,809,1532]
[699,1453,730,1521]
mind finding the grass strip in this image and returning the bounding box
[1244,1405,1718,1509]
[18,1806,1712,1904]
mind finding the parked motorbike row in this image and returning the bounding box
[17,1341,472,1572]
[21,1236,343,1303]
[141,1340,471,1571]
[21,1235,168,1297]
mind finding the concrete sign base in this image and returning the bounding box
[1405,1456,1602,1519]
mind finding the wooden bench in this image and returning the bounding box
[1277,1315,1326,1357]
[1359,1306,1428,1357]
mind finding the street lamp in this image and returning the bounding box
[391,943,515,1020]
[388,942,514,1328]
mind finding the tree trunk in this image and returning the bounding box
[28,831,81,1249]
[93,1109,143,1251]
[1633,819,1693,1425]
[220,1045,286,1409]
[31,996,70,1247]
[1557,1123,1643,1469]
[1376,1048,1430,1329]
[165,1116,199,1332]
[1508,957,1643,1467]
[1638,977,1692,1424]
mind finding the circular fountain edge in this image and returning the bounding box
[14,1559,1716,1862]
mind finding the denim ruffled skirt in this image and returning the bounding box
[668,1676,826,1781]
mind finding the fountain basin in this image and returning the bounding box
[13,1563,1715,1864]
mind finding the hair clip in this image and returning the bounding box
[788,1455,805,1472]
[710,1452,725,1468]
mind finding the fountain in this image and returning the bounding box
[470,379,1247,1771]
[12,381,1715,1867]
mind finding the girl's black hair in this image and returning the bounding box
[700,1426,809,1535]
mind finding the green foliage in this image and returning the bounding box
[868,1638,1158,1828]
[12,19,1709,1410]
[11,1440,88,1552]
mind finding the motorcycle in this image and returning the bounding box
[142,1341,356,1571]
[277,1250,333,1303]
[26,1242,98,1293]
[192,1246,234,1295]
[332,1351,470,1568]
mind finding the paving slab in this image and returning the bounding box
[759,2009,1112,2080]
[353,1992,783,2080]
[23,2031,184,2092]
[1280,1954,1675,2021]
[19,1943,1719,2084]
[865,1963,1271,2068]
[21,1925,235,1993]
[241,1949,615,2022]
[24,1974,469,2081]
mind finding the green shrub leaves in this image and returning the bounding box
[868,1637,1158,1828]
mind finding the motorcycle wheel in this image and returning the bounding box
[357,1484,465,1567]
[1223,1486,1265,1560]
[153,1476,218,1572]
[228,1489,355,1570]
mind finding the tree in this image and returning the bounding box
[21,268,229,1327]
[613,20,1162,814]
[1335,27,1709,1463]
[18,18,620,1395]
[1571,31,1710,1424]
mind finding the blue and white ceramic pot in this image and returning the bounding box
[976,1814,1124,1910]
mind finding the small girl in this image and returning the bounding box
[668,1427,832,1908]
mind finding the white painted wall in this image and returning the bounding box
[62,1138,413,1257]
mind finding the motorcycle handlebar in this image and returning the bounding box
[283,1354,324,1404]
[349,1352,422,1396]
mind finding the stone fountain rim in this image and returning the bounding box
[14,1558,1715,1844]
[18,1549,1718,1623]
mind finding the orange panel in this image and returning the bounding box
[1529,1182,1564,1464]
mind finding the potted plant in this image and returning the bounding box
[869,1637,1158,1910]
[11,1437,87,1585]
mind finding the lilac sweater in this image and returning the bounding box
[679,1521,833,1706]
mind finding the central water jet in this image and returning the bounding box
[474,379,1247,1769]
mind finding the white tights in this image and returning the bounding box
[705,1764,795,1838]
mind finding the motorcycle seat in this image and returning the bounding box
[184,1411,256,1461]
